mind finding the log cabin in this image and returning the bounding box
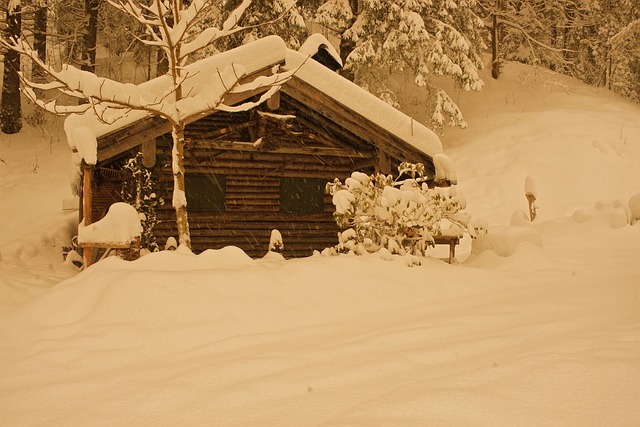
[65,35,453,259]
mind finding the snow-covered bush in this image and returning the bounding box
[325,163,482,257]
[121,153,163,252]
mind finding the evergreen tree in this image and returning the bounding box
[316,0,485,130]
[192,0,315,59]
[486,0,640,102]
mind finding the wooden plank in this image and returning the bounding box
[191,141,374,158]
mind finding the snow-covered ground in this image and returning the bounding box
[1,62,639,426]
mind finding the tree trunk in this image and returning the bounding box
[338,0,358,81]
[1,1,22,134]
[491,0,501,79]
[156,46,169,76]
[171,123,191,249]
[81,0,100,73]
[33,3,47,80]
[167,0,192,249]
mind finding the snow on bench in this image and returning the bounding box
[78,202,142,267]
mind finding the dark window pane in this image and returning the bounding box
[185,174,225,212]
[280,178,324,214]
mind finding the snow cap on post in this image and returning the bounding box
[65,125,98,195]
[67,126,98,166]
[433,153,457,184]
[299,33,343,68]
[524,175,538,197]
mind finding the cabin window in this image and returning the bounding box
[280,177,324,214]
[185,174,226,212]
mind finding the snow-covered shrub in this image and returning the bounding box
[325,162,482,257]
[121,153,163,252]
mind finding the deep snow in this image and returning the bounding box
[1,61,639,426]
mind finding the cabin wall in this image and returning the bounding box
[153,146,370,258]
[90,171,125,223]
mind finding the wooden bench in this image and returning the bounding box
[78,236,141,267]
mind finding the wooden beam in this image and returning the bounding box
[142,139,156,168]
[377,150,392,174]
[82,165,94,267]
[190,140,374,158]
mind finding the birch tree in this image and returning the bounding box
[1,0,296,248]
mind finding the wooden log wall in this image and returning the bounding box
[153,144,371,258]
[90,168,126,223]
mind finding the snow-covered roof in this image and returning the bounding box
[65,35,288,150]
[283,47,442,159]
[65,34,442,163]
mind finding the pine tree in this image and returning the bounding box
[316,0,486,129]
[194,0,313,57]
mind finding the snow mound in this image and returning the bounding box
[471,225,542,257]
[129,245,255,271]
[570,201,631,230]
[628,193,640,224]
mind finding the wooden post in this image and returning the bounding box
[377,150,392,175]
[526,193,537,221]
[449,239,456,264]
[82,164,94,267]
[142,139,157,168]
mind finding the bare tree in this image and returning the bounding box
[1,0,296,248]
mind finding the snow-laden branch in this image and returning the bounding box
[174,60,298,122]
[0,35,176,121]
[180,0,295,61]
[608,19,640,51]
[496,17,574,54]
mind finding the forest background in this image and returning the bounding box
[1,0,639,138]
